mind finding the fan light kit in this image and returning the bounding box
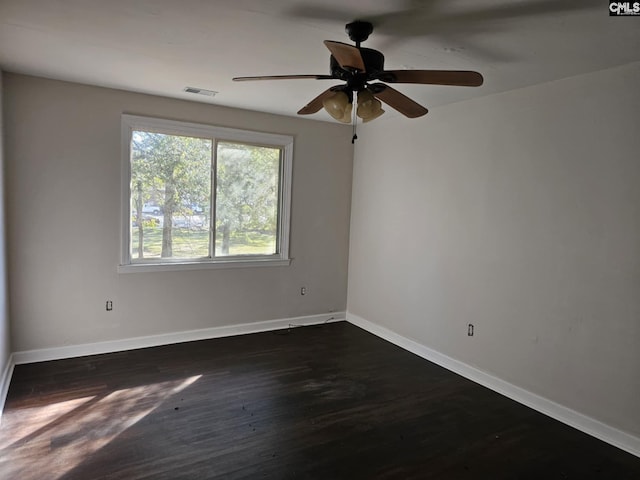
[234,21,483,141]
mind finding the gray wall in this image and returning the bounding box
[4,73,353,352]
[0,72,10,383]
[348,61,640,436]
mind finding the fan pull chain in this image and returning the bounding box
[351,95,358,144]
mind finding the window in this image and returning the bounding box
[120,115,292,271]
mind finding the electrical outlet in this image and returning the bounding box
[106,300,113,311]
[468,324,474,336]
[300,287,306,296]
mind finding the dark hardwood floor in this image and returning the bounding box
[1,321,639,479]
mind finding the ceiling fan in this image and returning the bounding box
[233,21,483,125]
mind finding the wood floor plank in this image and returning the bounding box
[1,322,639,479]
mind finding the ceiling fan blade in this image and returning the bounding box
[298,88,340,115]
[369,84,428,118]
[378,70,483,87]
[323,41,366,72]
[233,74,335,81]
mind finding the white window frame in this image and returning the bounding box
[119,114,293,273]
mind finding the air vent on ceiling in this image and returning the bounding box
[183,87,217,97]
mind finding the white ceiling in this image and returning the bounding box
[1,0,639,122]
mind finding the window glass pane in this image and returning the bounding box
[215,142,280,256]
[130,131,211,260]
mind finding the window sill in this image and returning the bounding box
[117,257,291,273]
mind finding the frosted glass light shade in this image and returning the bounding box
[363,108,385,123]
[323,91,350,121]
[357,90,383,121]
[338,102,352,123]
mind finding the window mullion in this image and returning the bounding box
[210,139,218,258]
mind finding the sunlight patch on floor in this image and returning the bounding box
[0,375,201,480]
[0,395,97,449]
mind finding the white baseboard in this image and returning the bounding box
[347,312,640,459]
[0,353,16,422]
[12,311,345,365]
